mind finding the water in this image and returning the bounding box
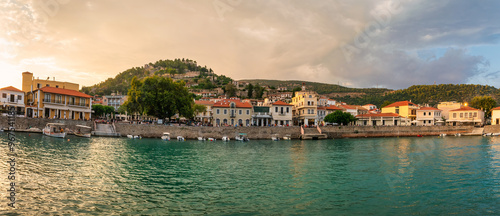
[1,133,499,215]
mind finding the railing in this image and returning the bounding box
[230,113,236,118]
[68,102,90,107]
[43,98,64,104]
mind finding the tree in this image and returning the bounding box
[104,105,115,119]
[380,101,393,108]
[92,104,105,118]
[324,110,357,125]
[225,83,237,97]
[292,87,302,96]
[247,83,254,98]
[470,96,497,118]
[254,84,265,99]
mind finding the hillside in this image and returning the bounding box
[332,84,500,107]
[82,58,230,96]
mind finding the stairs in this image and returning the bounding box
[92,123,121,137]
[463,127,484,136]
[300,126,328,140]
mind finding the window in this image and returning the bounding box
[286,107,289,113]
[239,110,242,115]
[275,107,278,112]
[223,119,227,124]
[465,113,468,118]
[429,112,431,116]
[216,109,220,114]
[460,113,463,118]
[423,112,426,116]
[56,85,59,88]
[474,112,477,117]
[247,110,249,115]
[286,120,289,125]
[37,83,41,89]
[46,84,49,87]
[2,93,6,98]
[44,93,51,101]
[17,95,21,100]
[469,112,472,117]
[453,113,457,118]
[309,95,312,98]
[224,109,227,114]
[80,98,86,106]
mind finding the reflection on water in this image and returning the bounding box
[0,133,499,215]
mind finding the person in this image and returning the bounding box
[60,128,64,133]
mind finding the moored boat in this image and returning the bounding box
[283,134,291,140]
[208,138,216,141]
[235,133,249,142]
[74,125,91,138]
[222,136,230,142]
[271,134,280,141]
[177,136,185,141]
[42,123,66,138]
[162,132,171,141]
[198,137,206,141]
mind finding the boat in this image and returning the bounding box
[455,133,462,137]
[492,133,500,136]
[161,132,171,141]
[208,138,216,141]
[42,123,66,138]
[438,134,446,137]
[197,137,206,141]
[483,133,492,136]
[271,134,280,141]
[74,125,91,138]
[235,133,249,142]
[283,134,291,140]
[222,136,230,142]
[127,135,134,139]
[177,136,185,141]
[134,135,142,139]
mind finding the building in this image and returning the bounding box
[22,72,79,93]
[252,106,272,126]
[212,99,253,126]
[362,104,377,111]
[194,100,215,125]
[291,84,318,126]
[25,86,92,120]
[103,93,128,111]
[0,86,25,116]
[416,107,442,126]
[491,107,500,125]
[355,113,407,126]
[318,97,329,106]
[337,104,359,116]
[447,106,484,126]
[327,99,337,106]
[381,101,418,122]
[270,101,293,126]
[437,101,464,120]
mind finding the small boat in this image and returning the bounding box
[483,133,492,136]
[127,135,134,139]
[417,134,423,137]
[439,134,446,137]
[42,123,66,138]
[492,133,500,136]
[198,137,206,141]
[283,134,291,140]
[235,133,249,142]
[177,136,185,141]
[271,134,280,141]
[161,132,171,141]
[74,125,91,138]
[455,133,462,137]
[134,135,142,139]
[208,138,216,141]
[222,136,230,142]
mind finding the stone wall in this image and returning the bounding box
[0,116,92,131]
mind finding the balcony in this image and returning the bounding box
[230,113,236,118]
[43,98,64,105]
[68,101,90,107]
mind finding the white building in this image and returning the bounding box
[0,86,25,116]
[416,107,442,126]
[270,101,293,126]
[355,113,408,126]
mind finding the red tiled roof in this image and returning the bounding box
[0,86,23,92]
[325,105,342,110]
[338,104,357,110]
[364,104,375,106]
[38,86,91,98]
[450,106,479,112]
[356,113,401,118]
[195,100,215,106]
[213,99,252,108]
[418,107,441,111]
[492,106,500,111]
[272,100,292,106]
[382,101,417,108]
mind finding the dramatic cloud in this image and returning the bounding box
[1,0,500,89]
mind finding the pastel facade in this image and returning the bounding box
[213,99,253,126]
[270,101,293,126]
[416,107,442,126]
[491,107,500,125]
[103,94,128,111]
[0,86,25,115]
[355,113,407,126]
[291,89,318,126]
[437,101,463,120]
[22,72,79,93]
[447,106,484,126]
[381,101,418,121]
[26,86,92,120]
[194,100,215,124]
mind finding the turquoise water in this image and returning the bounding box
[1,133,499,215]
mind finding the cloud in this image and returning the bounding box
[1,0,500,90]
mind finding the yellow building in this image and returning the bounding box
[26,86,92,120]
[381,101,418,121]
[448,106,484,126]
[22,72,79,93]
[291,85,318,126]
[437,101,464,120]
[492,107,500,125]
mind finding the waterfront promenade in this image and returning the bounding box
[1,116,487,139]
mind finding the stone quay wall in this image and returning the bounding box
[0,116,92,132]
[114,123,475,139]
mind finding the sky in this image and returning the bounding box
[1,0,500,90]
